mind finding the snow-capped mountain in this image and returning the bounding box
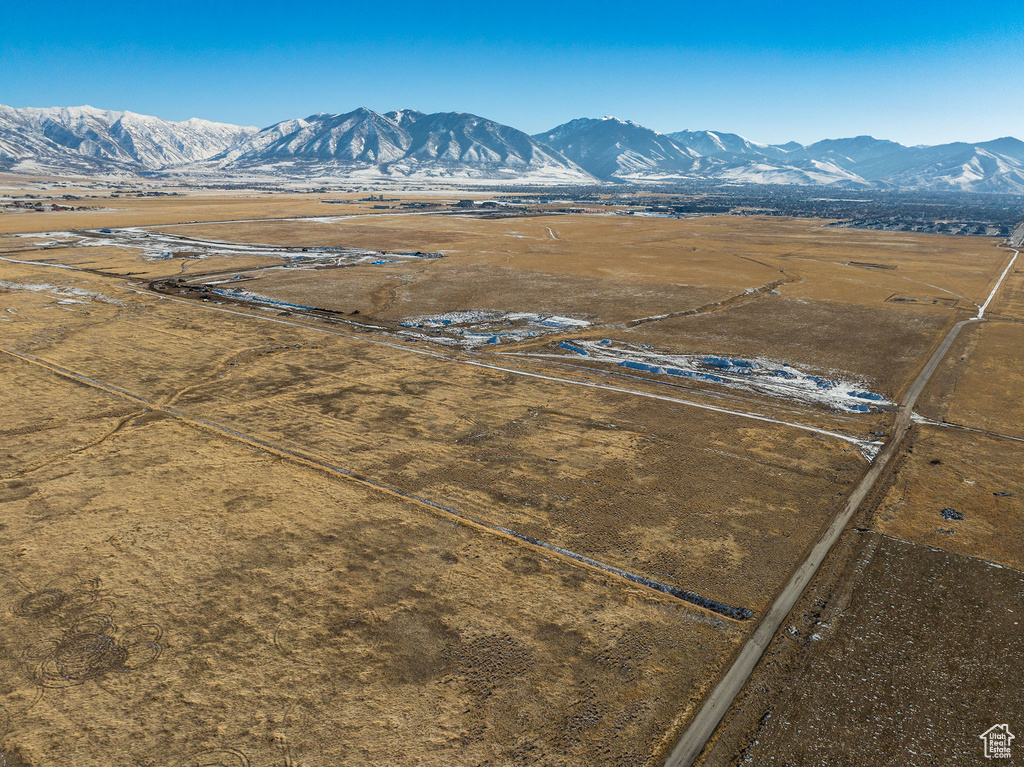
[212,108,410,166]
[533,117,700,180]
[3,103,1024,192]
[205,108,593,182]
[776,136,1024,192]
[391,110,576,171]
[535,117,1024,191]
[0,104,257,174]
[713,157,873,187]
[667,130,790,160]
[882,143,1024,193]
[533,118,877,187]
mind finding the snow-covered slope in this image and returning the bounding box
[3,102,1024,191]
[784,136,911,179]
[533,118,872,185]
[532,118,871,186]
[777,135,1024,191]
[533,117,699,180]
[661,130,871,187]
[206,108,593,182]
[668,129,791,159]
[214,108,410,166]
[666,130,1024,191]
[0,104,257,174]
[884,144,1024,192]
[393,110,579,171]
[714,158,872,187]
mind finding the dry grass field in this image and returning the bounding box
[737,534,1024,765]
[879,270,1024,568]
[169,212,1001,303]
[0,263,866,615]
[0,192,456,236]
[874,426,1024,569]
[0,192,1017,765]
[0,411,748,766]
[720,239,1024,766]
[985,257,1024,319]
[916,321,1024,438]
[606,297,950,398]
[157,214,1003,398]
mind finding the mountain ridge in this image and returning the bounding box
[196,107,593,183]
[533,117,699,180]
[2,103,1022,192]
[0,104,258,174]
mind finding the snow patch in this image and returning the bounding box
[397,310,592,347]
[524,339,894,413]
[0,280,125,306]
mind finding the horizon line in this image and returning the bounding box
[2,102,1017,150]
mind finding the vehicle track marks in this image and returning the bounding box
[0,409,147,480]
[0,346,754,621]
[0,250,873,451]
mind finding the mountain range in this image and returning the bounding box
[2,104,1023,192]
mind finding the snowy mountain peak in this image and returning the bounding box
[668,129,789,160]
[601,116,640,127]
[535,118,699,180]
[0,103,258,173]
[201,107,594,183]
[2,103,1023,191]
[385,109,427,128]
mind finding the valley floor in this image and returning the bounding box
[0,188,1018,765]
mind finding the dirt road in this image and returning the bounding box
[664,242,1021,767]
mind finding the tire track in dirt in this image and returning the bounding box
[0,253,870,448]
[0,410,147,480]
[627,277,792,327]
[0,347,755,621]
[158,344,308,409]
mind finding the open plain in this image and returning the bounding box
[707,225,1023,766]
[0,189,1019,765]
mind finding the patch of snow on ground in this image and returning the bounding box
[526,339,894,413]
[0,280,125,306]
[6,229,443,268]
[397,310,593,347]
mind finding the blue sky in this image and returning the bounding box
[3,0,1022,145]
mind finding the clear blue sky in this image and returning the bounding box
[3,0,1022,145]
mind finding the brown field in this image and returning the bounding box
[169,212,1004,307]
[241,261,721,328]
[0,265,866,616]
[1,193,1017,765]
[986,258,1024,320]
[0,362,139,472]
[156,214,1004,398]
[871,307,1024,569]
[4,245,281,283]
[737,533,1024,765]
[169,213,1002,305]
[0,413,748,766]
[715,239,1024,765]
[605,296,950,398]
[874,426,1024,570]
[916,321,1024,438]
[0,192,470,236]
